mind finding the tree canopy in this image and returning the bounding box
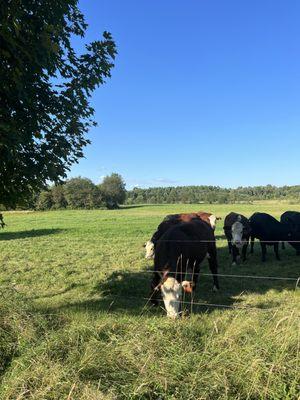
[34,173,126,211]
[64,177,102,209]
[0,0,116,207]
[100,173,126,209]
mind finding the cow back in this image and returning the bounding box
[249,212,291,241]
[154,220,213,281]
[281,211,300,228]
[151,212,212,243]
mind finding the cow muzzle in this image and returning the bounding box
[144,241,155,259]
[233,240,243,249]
[232,234,244,249]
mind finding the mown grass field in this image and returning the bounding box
[0,203,299,399]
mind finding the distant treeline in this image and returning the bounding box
[2,180,300,211]
[126,185,300,204]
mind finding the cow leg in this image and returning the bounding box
[207,246,219,291]
[150,273,161,305]
[250,236,255,254]
[260,241,267,262]
[274,243,280,260]
[242,242,248,261]
[282,241,286,250]
[228,241,232,254]
[232,245,239,265]
[191,267,200,291]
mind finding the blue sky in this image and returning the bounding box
[69,0,300,189]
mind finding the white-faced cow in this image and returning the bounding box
[144,211,221,259]
[280,211,300,255]
[249,212,295,262]
[150,219,220,318]
[223,212,251,265]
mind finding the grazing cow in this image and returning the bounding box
[223,212,251,265]
[280,211,300,255]
[150,220,220,318]
[249,212,294,262]
[144,211,221,259]
[0,213,5,229]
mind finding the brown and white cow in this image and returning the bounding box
[150,219,220,318]
[144,211,221,259]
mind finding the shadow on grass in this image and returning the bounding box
[29,282,86,300]
[47,244,299,317]
[0,228,64,241]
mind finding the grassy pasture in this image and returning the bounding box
[0,203,299,399]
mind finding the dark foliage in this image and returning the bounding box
[64,177,99,209]
[0,0,116,207]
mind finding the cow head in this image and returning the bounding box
[208,214,222,230]
[208,215,217,230]
[231,218,244,248]
[144,240,155,259]
[160,277,182,318]
[160,277,195,318]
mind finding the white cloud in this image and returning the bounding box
[153,178,179,185]
[126,177,180,189]
[98,175,106,184]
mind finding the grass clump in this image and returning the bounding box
[1,305,299,399]
[0,289,39,379]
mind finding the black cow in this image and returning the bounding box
[249,212,294,261]
[223,212,251,265]
[150,220,219,318]
[280,211,300,255]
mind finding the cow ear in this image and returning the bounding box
[181,281,194,293]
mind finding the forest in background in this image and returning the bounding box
[2,180,300,211]
[126,185,300,205]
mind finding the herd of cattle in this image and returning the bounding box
[144,210,300,318]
